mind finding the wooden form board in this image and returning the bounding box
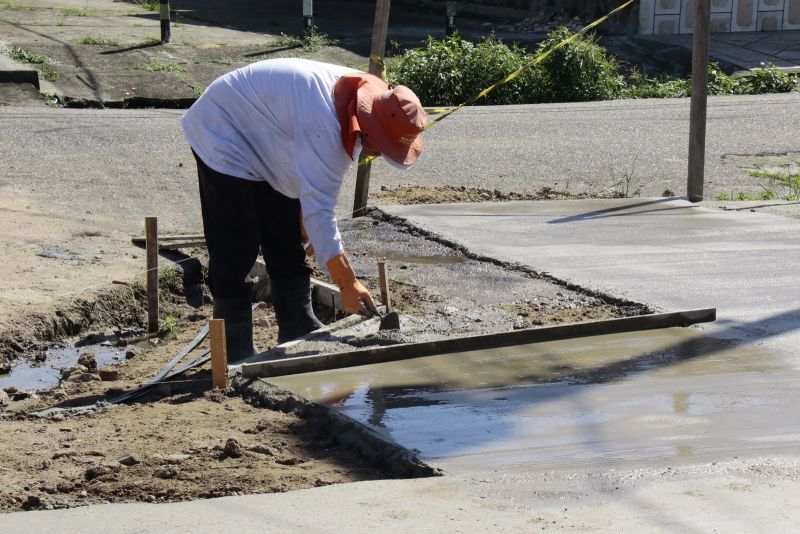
[240,308,716,379]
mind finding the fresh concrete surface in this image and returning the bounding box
[385,198,800,354]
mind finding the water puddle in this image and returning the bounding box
[270,328,800,471]
[0,345,123,392]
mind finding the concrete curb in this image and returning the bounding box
[232,374,441,479]
[0,55,39,89]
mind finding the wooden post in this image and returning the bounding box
[159,0,171,43]
[209,319,228,389]
[378,260,391,312]
[352,0,391,217]
[302,0,313,34]
[687,0,710,202]
[145,217,159,334]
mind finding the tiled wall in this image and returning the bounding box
[639,0,800,33]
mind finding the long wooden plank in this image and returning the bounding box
[240,308,716,379]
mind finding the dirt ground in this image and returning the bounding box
[0,208,650,513]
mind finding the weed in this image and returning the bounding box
[136,0,159,11]
[159,315,178,337]
[736,62,798,94]
[749,166,800,200]
[76,36,120,47]
[6,46,50,64]
[39,63,59,81]
[606,157,641,198]
[61,7,87,16]
[194,85,205,97]
[43,92,63,108]
[145,61,186,74]
[270,25,337,53]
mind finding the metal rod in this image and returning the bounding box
[145,216,159,334]
[210,319,228,389]
[241,308,717,378]
[446,1,457,35]
[303,0,313,34]
[687,0,710,202]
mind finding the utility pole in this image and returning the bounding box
[303,0,314,34]
[159,0,170,43]
[352,0,391,217]
[687,0,710,202]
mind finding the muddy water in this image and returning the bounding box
[0,345,122,392]
[270,327,800,471]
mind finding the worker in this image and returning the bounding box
[181,58,427,362]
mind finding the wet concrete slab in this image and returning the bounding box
[270,199,800,476]
[269,327,800,472]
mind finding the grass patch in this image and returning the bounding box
[39,63,59,81]
[145,61,186,74]
[5,46,50,64]
[75,36,121,47]
[748,166,800,200]
[61,7,88,16]
[135,0,159,11]
[270,25,337,53]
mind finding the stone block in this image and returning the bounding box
[711,0,733,12]
[711,12,734,30]
[758,0,785,10]
[655,14,681,33]
[656,0,682,14]
[757,10,784,29]
[733,0,758,30]
[785,0,800,27]
[680,0,696,33]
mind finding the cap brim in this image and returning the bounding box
[355,82,423,167]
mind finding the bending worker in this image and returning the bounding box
[181,58,427,362]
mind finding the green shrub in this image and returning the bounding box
[534,27,623,102]
[622,71,690,99]
[707,62,736,95]
[735,63,798,94]
[389,34,532,106]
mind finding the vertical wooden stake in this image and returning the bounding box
[352,0,391,217]
[145,216,159,335]
[378,260,391,312]
[687,0,710,202]
[209,319,228,390]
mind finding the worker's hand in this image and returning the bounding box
[326,252,379,316]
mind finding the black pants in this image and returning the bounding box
[194,151,310,300]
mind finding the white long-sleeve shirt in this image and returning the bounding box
[181,58,358,268]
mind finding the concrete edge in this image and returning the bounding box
[231,374,442,479]
[0,54,40,89]
[370,207,656,313]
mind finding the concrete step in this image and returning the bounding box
[0,54,40,89]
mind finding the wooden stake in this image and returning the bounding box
[378,260,391,312]
[209,319,228,390]
[352,0,391,217]
[145,216,159,334]
[159,0,171,43]
[687,0,710,202]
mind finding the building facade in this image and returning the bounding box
[638,0,800,34]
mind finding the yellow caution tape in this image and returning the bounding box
[358,0,637,165]
[425,0,638,129]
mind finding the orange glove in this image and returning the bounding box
[326,253,378,316]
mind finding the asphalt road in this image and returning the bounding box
[1,93,798,238]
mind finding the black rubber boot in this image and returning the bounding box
[212,297,257,364]
[271,275,324,344]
